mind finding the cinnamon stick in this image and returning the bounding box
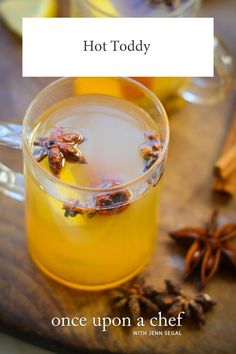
[214,172,236,196]
[214,143,236,179]
[213,106,236,196]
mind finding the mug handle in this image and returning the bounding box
[0,122,25,201]
[180,36,235,104]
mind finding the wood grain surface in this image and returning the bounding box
[0,1,236,353]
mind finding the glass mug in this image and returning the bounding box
[71,0,235,106]
[0,77,169,291]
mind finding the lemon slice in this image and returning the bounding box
[88,0,118,17]
[39,159,87,226]
[74,77,122,97]
[0,0,58,36]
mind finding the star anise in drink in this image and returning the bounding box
[63,178,131,218]
[154,280,216,325]
[149,0,176,7]
[33,127,87,177]
[63,199,96,218]
[111,279,159,322]
[94,178,131,215]
[139,131,162,172]
[169,211,236,287]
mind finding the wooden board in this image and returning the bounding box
[0,1,236,353]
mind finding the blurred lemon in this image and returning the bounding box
[0,0,58,36]
[88,0,118,17]
[74,78,122,97]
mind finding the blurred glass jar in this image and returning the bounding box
[70,0,235,108]
[71,0,201,18]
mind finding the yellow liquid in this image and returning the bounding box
[25,94,163,290]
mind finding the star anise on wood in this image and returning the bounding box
[149,0,176,7]
[111,278,216,326]
[154,280,216,325]
[169,211,236,287]
[139,131,162,172]
[111,279,159,322]
[33,127,87,177]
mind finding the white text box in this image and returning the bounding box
[22,18,214,77]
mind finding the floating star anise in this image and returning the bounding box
[154,280,216,325]
[63,178,131,218]
[169,211,236,287]
[149,0,176,7]
[94,178,131,215]
[139,131,162,172]
[63,199,96,218]
[33,127,87,177]
[111,279,159,322]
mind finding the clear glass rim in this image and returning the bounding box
[22,77,169,193]
[83,0,199,18]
